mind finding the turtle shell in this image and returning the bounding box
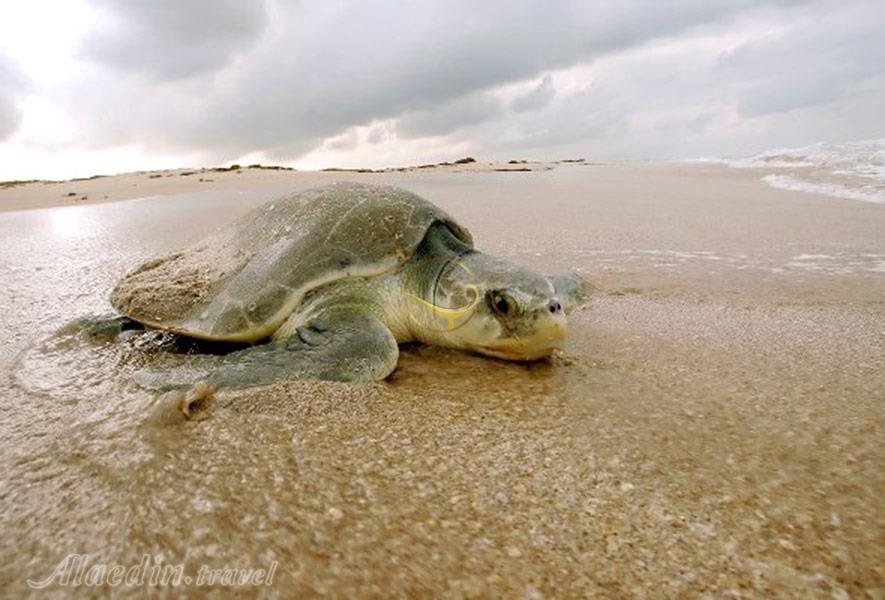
[110,182,473,341]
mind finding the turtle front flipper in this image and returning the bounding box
[205,310,399,388]
[547,270,593,313]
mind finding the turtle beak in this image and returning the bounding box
[477,300,567,361]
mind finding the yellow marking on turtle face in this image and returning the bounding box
[404,283,480,332]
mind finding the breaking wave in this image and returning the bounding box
[706,138,885,203]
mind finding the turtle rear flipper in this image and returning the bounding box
[65,313,144,342]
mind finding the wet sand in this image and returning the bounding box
[1,163,883,597]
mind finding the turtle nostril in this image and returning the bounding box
[548,300,562,314]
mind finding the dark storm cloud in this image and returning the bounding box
[720,1,885,118]
[70,0,796,160]
[396,93,503,139]
[416,0,885,161]
[83,0,269,79]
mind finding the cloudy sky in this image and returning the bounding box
[0,0,883,180]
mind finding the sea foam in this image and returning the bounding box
[709,138,885,204]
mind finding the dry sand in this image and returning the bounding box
[0,162,882,597]
[0,158,554,212]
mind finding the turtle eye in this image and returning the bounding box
[488,290,517,317]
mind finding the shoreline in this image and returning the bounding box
[0,158,568,212]
[7,157,870,214]
[1,158,877,215]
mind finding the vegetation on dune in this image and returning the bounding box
[177,164,296,176]
[0,179,42,189]
[319,156,554,173]
[247,164,294,171]
[1,164,298,191]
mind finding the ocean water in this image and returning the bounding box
[707,138,885,203]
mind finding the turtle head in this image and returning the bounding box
[405,249,568,361]
[455,253,567,360]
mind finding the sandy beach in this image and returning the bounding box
[1,162,882,597]
[0,158,553,212]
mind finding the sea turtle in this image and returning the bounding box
[105,182,588,388]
